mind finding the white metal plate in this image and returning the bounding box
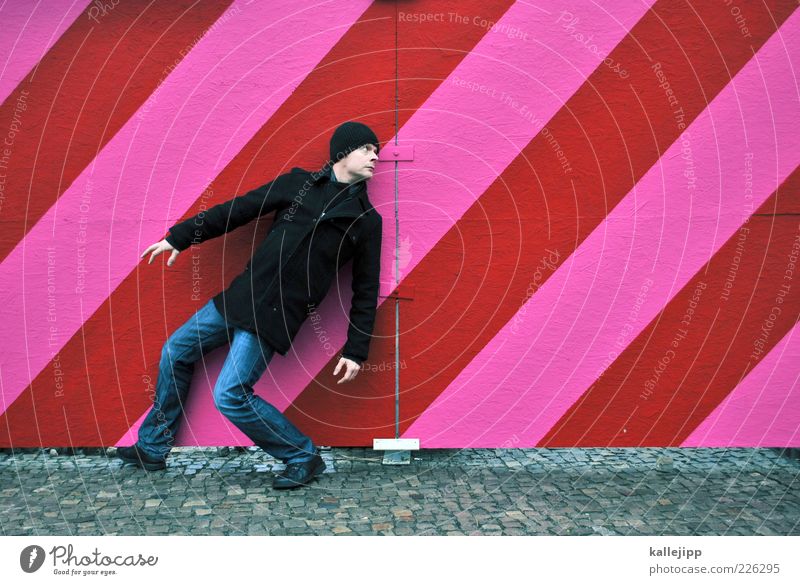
[373,438,419,451]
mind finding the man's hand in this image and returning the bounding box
[141,239,180,266]
[333,357,361,384]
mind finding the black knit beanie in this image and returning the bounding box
[329,121,380,163]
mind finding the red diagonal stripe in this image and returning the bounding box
[283,0,798,445]
[0,0,516,447]
[539,167,800,446]
[0,0,235,262]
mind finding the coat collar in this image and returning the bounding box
[310,164,372,213]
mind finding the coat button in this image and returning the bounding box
[272,307,277,312]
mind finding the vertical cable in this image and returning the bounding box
[393,0,400,439]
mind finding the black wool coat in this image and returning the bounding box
[164,165,383,365]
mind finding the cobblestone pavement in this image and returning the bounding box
[1,447,798,536]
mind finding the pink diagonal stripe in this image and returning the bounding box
[405,10,800,447]
[0,0,372,414]
[0,0,90,104]
[682,323,800,447]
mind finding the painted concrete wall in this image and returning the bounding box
[0,0,798,449]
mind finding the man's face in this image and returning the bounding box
[340,143,379,181]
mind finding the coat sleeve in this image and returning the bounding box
[341,219,383,366]
[164,175,289,252]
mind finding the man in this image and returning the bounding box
[117,121,383,489]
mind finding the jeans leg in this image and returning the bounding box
[212,327,316,464]
[137,299,231,459]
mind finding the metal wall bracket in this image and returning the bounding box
[382,450,411,465]
[378,144,415,162]
[379,283,415,302]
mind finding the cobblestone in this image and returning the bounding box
[0,447,797,535]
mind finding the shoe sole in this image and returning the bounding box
[272,458,326,489]
[117,452,166,471]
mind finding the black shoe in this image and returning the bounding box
[272,452,326,489]
[116,445,167,471]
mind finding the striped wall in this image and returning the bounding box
[0,0,797,449]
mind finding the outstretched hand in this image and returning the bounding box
[141,239,180,267]
[334,357,361,384]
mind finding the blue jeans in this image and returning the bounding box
[136,298,316,464]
